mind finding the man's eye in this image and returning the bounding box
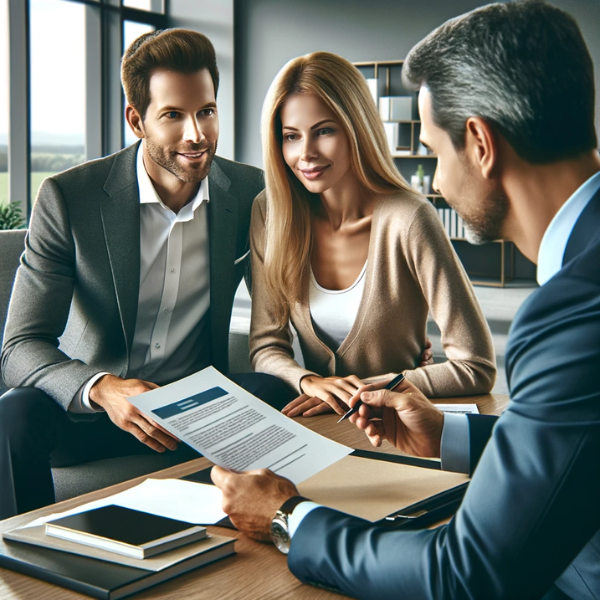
[200,108,215,116]
[165,111,179,119]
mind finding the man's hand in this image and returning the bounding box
[211,466,299,542]
[90,374,179,453]
[350,378,444,458]
[282,374,364,417]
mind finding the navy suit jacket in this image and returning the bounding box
[288,189,600,599]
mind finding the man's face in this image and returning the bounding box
[136,69,219,183]
[418,86,508,244]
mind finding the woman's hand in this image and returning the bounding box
[282,374,364,417]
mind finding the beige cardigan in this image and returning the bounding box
[249,190,496,397]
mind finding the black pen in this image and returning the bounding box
[337,372,406,423]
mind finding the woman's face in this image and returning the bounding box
[280,93,353,197]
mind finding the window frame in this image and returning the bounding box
[6,0,168,217]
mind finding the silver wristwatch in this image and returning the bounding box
[270,496,308,554]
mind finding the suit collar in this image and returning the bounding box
[537,170,600,285]
[563,184,600,266]
[207,157,238,371]
[100,143,141,357]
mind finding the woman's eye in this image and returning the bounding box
[318,127,333,136]
[284,133,298,141]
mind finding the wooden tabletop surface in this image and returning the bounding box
[0,393,509,600]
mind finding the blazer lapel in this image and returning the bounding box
[100,145,141,357]
[208,158,238,371]
[563,187,600,266]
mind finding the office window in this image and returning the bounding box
[123,20,154,147]
[29,0,86,204]
[0,0,8,205]
[123,0,152,10]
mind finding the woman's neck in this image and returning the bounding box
[316,173,374,231]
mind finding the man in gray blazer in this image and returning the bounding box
[0,29,292,519]
[212,3,600,598]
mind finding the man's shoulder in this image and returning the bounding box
[507,237,600,406]
[212,155,264,191]
[47,145,137,195]
[514,234,600,334]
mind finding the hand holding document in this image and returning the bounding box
[128,367,352,484]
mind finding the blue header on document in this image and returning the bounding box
[152,387,228,419]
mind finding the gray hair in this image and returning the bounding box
[403,1,597,163]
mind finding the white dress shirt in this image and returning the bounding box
[288,170,600,538]
[69,146,211,413]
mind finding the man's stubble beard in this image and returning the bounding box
[144,136,218,184]
[461,189,510,245]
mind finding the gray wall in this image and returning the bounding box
[170,0,235,160]
[234,0,600,168]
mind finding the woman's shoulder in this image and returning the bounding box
[251,188,269,222]
[375,189,437,225]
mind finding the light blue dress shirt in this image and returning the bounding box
[288,169,600,540]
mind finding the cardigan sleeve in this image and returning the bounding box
[248,193,318,393]
[399,200,496,397]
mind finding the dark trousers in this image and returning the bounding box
[0,372,295,520]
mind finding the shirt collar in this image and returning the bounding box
[136,144,210,222]
[536,170,600,286]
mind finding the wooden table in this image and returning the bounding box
[0,393,508,600]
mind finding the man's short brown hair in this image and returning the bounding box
[121,28,219,118]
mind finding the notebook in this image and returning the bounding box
[45,505,207,559]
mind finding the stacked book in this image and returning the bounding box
[1,481,236,600]
[437,207,466,239]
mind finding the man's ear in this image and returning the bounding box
[125,105,145,139]
[464,117,498,179]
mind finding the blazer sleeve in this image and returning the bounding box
[401,200,496,397]
[1,177,101,411]
[248,194,318,392]
[287,273,600,599]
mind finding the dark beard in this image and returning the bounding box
[144,137,217,184]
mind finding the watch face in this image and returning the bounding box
[270,519,291,554]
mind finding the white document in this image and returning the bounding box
[22,478,227,529]
[434,403,480,414]
[128,367,352,484]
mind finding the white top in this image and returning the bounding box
[69,145,211,413]
[309,262,367,351]
[537,170,600,285]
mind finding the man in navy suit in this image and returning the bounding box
[212,2,600,598]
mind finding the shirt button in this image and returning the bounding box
[170,268,175,273]
[155,343,161,349]
[163,308,168,313]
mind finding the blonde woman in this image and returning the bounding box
[249,51,496,418]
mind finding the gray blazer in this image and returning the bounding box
[0,143,264,415]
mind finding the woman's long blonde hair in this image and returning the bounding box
[261,51,413,327]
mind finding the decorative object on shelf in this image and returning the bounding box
[410,164,430,195]
[366,78,378,107]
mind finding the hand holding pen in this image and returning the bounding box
[337,372,406,423]
[343,375,445,458]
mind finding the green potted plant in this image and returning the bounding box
[0,202,26,230]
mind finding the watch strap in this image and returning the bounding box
[277,495,310,519]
